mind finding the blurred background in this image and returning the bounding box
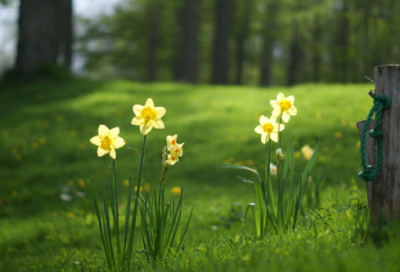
[1,0,399,85]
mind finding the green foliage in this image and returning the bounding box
[2,79,398,271]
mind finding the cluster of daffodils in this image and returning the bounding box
[166,135,184,165]
[255,93,297,144]
[89,98,167,159]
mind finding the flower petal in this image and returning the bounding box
[131,117,143,126]
[152,119,165,129]
[140,122,153,135]
[109,148,116,159]
[270,100,278,108]
[98,125,109,136]
[277,93,285,102]
[281,112,290,123]
[144,98,155,108]
[155,107,166,118]
[288,106,297,116]
[261,133,269,144]
[133,105,144,116]
[97,146,108,157]
[90,136,101,145]
[259,115,267,125]
[270,132,278,142]
[287,95,295,104]
[109,127,120,138]
[255,126,263,134]
[114,137,125,148]
[272,107,281,117]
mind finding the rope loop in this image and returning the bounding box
[359,92,390,182]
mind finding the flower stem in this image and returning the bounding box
[265,140,276,228]
[126,134,147,270]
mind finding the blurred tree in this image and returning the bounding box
[233,0,253,85]
[175,0,201,84]
[14,0,73,73]
[212,0,234,84]
[259,1,279,86]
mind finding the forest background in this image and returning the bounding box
[1,0,400,85]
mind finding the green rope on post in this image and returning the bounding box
[358,92,391,182]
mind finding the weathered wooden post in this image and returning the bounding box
[357,64,400,224]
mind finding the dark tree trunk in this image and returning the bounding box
[212,0,233,85]
[15,0,73,73]
[175,0,201,84]
[311,15,321,82]
[286,23,303,86]
[234,0,251,85]
[147,1,162,82]
[331,3,349,83]
[259,3,278,87]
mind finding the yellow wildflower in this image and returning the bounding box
[254,115,284,144]
[334,132,343,138]
[132,98,166,135]
[171,187,181,195]
[270,93,297,122]
[143,183,151,192]
[301,145,314,160]
[90,125,125,159]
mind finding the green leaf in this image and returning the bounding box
[218,163,262,183]
[237,175,254,184]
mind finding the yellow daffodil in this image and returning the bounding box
[301,145,314,160]
[168,143,184,157]
[166,134,178,149]
[132,98,166,135]
[167,152,180,165]
[270,93,297,123]
[90,125,125,159]
[254,115,285,144]
[171,187,181,195]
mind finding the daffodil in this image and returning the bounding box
[166,134,178,149]
[270,93,297,123]
[132,98,166,135]
[254,116,285,144]
[167,152,180,165]
[168,143,184,157]
[270,163,277,175]
[90,125,125,159]
[301,145,314,160]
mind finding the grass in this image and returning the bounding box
[1,78,399,271]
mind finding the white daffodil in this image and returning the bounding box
[254,115,285,144]
[270,93,297,123]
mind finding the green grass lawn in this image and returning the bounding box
[1,79,399,271]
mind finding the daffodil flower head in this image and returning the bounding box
[166,134,178,149]
[167,152,180,165]
[301,145,314,160]
[254,115,285,144]
[270,163,277,175]
[90,125,125,159]
[132,98,166,135]
[270,93,297,123]
[168,143,184,157]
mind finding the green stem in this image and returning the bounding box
[126,135,147,270]
[265,140,276,225]
[278,115,282,149]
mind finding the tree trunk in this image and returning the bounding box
[357,65,400,224]
[15,0,73,73]
[147,1,162,82]
[259,3,278,87]
[234,0,251,85]
[286,23,303,86]
[331,2,349,83]
[212,0,233,85]
[311,15,321,82]
[175,0,201,84]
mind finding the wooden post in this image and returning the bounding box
[357,64,400,223]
